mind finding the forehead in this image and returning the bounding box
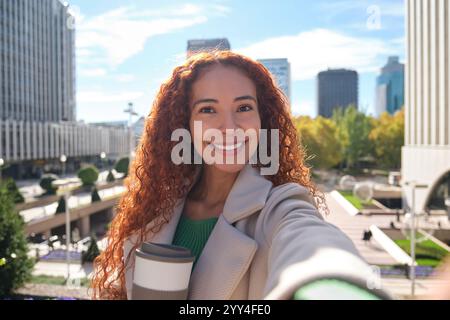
[190,64,256,102]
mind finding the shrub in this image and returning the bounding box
[0,182,35,297]
[114,157,129,177]
[4,178,24,204]
[77,166,99,187]
[106,170,115,183]
[55,196,66,214]
[39,174,59,195]
[81,234,100,264]
[91,187,101,202]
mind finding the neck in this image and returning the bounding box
[190,165,239,206]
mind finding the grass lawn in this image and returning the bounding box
[394,238,449,267]
[30,275,90,287]
[338,190,372,210]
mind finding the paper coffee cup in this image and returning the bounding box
[132,242,194,300]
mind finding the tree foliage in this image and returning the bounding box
[114,157,130,177]
[294,116,343,169]
[369,109,405,169]
[39,174,59,195]
[0,182,34,297]
[293,105,404,171]
[333,105,374,169]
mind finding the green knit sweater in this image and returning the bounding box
[171,214,381,300]
[172,214,219,267]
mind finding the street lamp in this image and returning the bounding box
[60,154,67,178]
[404,181,428,297]
[100,152,106,181]
[51,178,78,285]
[124,102,139,159]
[0,158,4,181]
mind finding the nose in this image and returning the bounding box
[218,110,240,133]
[218,111,241,143]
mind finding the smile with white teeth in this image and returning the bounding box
[212,142,243,151]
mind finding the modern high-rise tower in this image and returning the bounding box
[317,69,358,118]
[258,58,291,104]
[375,56,405,116]
[0,0,76,122]
[0,0,131,179]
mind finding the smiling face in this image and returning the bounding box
[189,64,261,174]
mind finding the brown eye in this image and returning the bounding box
[199,106,215,113]
[238,105,253,112]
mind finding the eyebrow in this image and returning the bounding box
[192,95,257,109]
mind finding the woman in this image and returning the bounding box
[91,50,391,300]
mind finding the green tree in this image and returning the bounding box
[4,178,24,204]
[77,166,99,187]
[0,182,35,297]
[333,105,374,169]
[294,116,343,169]
[114,157,130,177]
[369,109,405,169]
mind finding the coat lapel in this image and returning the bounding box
[149,164,273,299]
[188,214,258,299]
[189,164,273,299]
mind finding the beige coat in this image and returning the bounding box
[123,164,390,300]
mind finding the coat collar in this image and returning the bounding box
[148,163,273,299]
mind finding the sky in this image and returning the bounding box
[68,0,405,123]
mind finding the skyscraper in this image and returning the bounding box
[402,0,450,214]
[0,0,76,122]
[186,38,231,58]
[375,56,405,116]
[317,69,358,118]
[0,0,131,179]
[258,58,291,104]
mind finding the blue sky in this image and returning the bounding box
[68,0,405,123]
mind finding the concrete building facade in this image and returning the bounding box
[186,38,231,58]
[0,0,131,179]
[402,0,450,214]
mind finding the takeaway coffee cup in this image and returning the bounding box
[132,242,195,300]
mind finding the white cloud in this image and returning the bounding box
[236,28,401,81]
[78,91,144,103]
[79,68,107,77]
[75,3,230,68]
[291,100,316,117]
[114,74,136,83]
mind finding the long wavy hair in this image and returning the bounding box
[90,50,327,299]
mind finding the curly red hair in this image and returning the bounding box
[90,50,327,299]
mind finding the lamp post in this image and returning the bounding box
[124,102,138,160]
[60,154,67,178]
[0,158,4,181]
[404,181,428,297]
[51,179,77,285]
[100,152,106,181]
